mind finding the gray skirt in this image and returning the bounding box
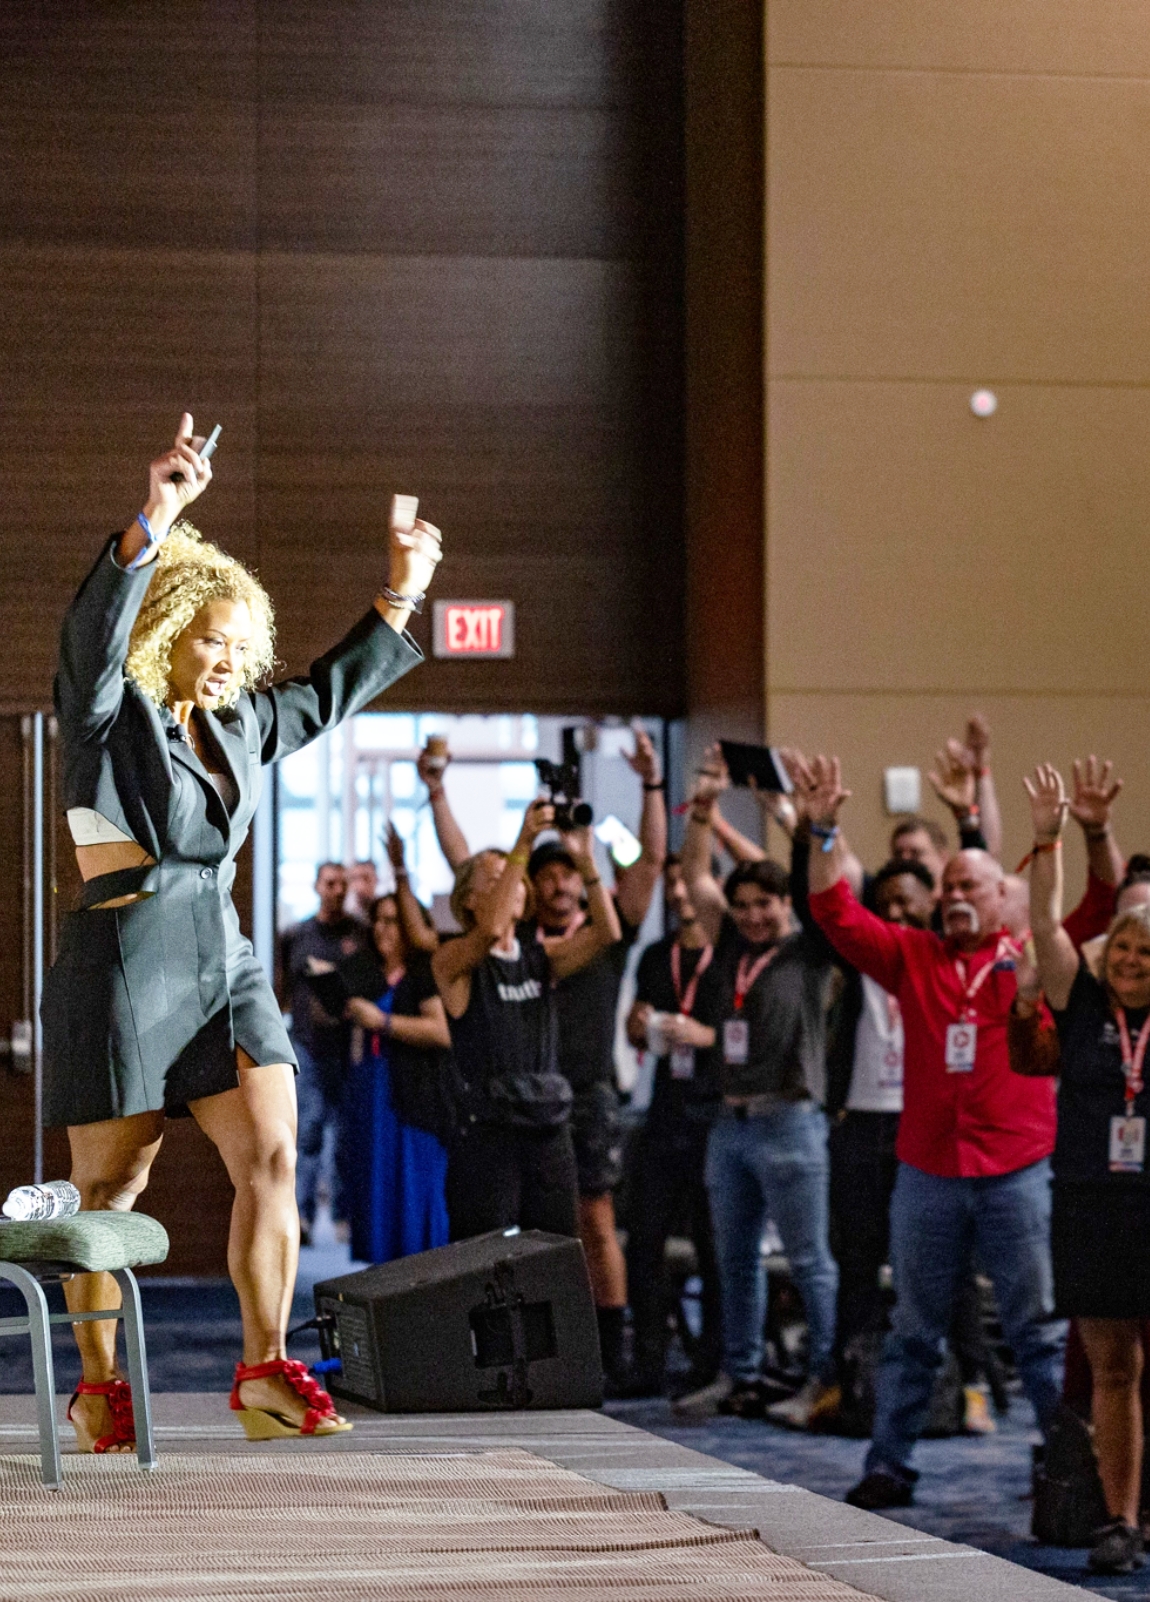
[42,895,296,1127]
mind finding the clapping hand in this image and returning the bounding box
[1022,764,1069,843]
[1067,755,1122,836]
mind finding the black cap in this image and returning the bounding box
[527,840,577,879]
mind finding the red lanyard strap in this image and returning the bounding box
[734,947,777,1012]
[954,935,1016,1018]
[1114,1006,1150,1109]
[670,941,714,1016]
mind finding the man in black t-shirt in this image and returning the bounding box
[527,728,667,1384]
[625,856,723,1394]
[280,861,367,1242]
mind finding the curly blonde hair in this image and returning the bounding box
[125,522,276,708]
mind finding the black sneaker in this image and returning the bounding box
[845,1468,917,1510]
[1089,1520,1144,1575]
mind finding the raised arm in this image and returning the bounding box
[56,415,212,739]
[545,824,623,979]
[964,715,1003,862]
[679,744,729,944]
[1067,755,1125,888]
[431,799,555,1014]
[1022,764,1079,1012]
[417,745,470,871]
[253,507,441,764]
[387,823,439,955]
[614,726,667,928]
[929,736,991,856]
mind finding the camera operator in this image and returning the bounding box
[527,728,667,1386]
[431,800,621,1238]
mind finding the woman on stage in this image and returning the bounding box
[43,414,441,1450]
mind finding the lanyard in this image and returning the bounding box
[671,941,714,1017]
[734,946,777,1012]
[1114,1007,1150,1112]
[953,935,1015,1021]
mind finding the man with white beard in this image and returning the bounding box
[796,756,1064,1514]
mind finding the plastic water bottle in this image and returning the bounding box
[1,1180,81,1222]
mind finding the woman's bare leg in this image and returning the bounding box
[579,1192,628,1306]
[64,1112,166,1449]
[1079,1317,1144,1525]
[190,1052,333,1426]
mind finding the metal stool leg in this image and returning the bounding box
[111,1267,156,1470]
[0,1264,62,1490]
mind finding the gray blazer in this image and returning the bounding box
[42,536,421,1126]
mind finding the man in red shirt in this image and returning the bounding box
[800,756,1065,1511]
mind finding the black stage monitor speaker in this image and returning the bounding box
[314,1228,604,1413]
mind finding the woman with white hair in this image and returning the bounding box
[44,414,441,1451]
[1026,763,1150,1576]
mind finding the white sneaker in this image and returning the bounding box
[765,1378,841,1430]
[671,1372,733,1420]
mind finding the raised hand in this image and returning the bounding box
[1022,764,1069,842]
[388,500,442,600]
[385,822,406,872]
[692,743,729,807]
[748,775,797,837]
[625,725,661,787]
[964,713,991,769]
[416,743,450,792]
[146,412,212,529]
[516,797,556,848]
[928,739,977,815]
[802,754,851,829]
[1067,755,1123,835]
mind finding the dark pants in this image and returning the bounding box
[829,1110,901,1366]
[294,1039,348,1227]
[446,1122,580,1240]
[626,1120,721,1386]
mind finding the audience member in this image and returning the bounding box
[347,860,379,923]
[431,800,621,1240]
[421,729,666,1386]
[624,855,723,1396]
[386,823,440,956]
[676,750,839,1429]
[801,754,1065,1512]
[1023,763,1149,1575]
[341,895,452,1263]
[281,862,365,1244]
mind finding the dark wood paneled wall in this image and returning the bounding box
[0,1,684,1267]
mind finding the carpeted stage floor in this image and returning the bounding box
[0,1270,1117,1600]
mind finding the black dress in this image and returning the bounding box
[1050,961,1150,1319]
[42,536,422,1125]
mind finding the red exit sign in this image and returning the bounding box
[432,600,515,659]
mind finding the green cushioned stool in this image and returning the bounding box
[0,1211,169,1488]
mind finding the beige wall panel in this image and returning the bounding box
[768,1,1150,76]
[767,690,1150,889]
[768,68,1150,382]
[767,379,1150,695]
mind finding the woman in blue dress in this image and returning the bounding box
[343,894,453,1261]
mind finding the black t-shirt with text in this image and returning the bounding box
[1053,960,1150,1186]
[446,926,571,1129]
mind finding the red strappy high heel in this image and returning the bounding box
[67,1378,136,1453]
[230,1358,352,1439]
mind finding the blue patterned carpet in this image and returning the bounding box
[603,1395,1145,1600]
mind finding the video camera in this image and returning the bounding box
[534,759,593,832]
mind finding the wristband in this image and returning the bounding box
[581,875,602,890]
[808,821,840,853]
[691,806,712,825]
[1015,838,1061,872]
[124,511,165,572]
[1082,824,1111,841]
[379,584,426,615]
[507,850,530,869]
[643,781,665,792]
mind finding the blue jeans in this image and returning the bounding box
[867,1159,1065,1477]
[705,1102,838,1384]
[294,1040,348,1227]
